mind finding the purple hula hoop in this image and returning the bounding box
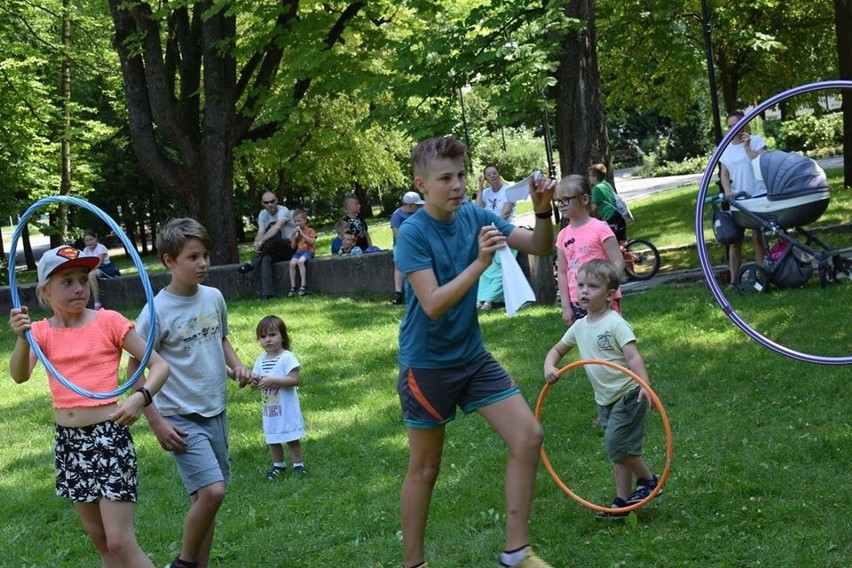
[695,80,852,366]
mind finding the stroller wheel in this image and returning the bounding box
[735,263,771,294]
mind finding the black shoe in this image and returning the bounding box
[238,262,253,274]
[265,465,286,480]
[392,291,404,305]
[595,497,629,521]
[626,474,662,504]
[293,464,307,475]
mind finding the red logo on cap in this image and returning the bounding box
[56,246,81,260]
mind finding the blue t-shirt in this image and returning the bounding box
[395,205,513,368]
[391,207,420,246]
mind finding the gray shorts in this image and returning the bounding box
[598,386,648,463]
[54,420,137,503]
[166,413,231,495]
[398,351,520,429]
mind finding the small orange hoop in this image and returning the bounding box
[535,358,673,514]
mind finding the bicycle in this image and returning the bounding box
[621,237,661,281]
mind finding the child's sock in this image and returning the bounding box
[274,461,285,469]
[292,461,304,468]
[500,545,529,566]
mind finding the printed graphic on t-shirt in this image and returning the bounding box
[177,310,222,351]
[596,330,617,352]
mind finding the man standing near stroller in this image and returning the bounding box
[720,110,768,288]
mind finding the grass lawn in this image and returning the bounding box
[1,168,849,565]
[1,281,850,566]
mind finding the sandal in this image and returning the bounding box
[287,287,296,297]
[297,286,307,296]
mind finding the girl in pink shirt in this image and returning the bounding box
[8,245,169,568]
[555,175,625,326]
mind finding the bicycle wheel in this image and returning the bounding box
[624,238,661,281]
[735,263,771,294]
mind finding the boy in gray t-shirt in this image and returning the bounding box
[130,218,252,568]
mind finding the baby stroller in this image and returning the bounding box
[717,151,851,293]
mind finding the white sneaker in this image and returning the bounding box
[479,301,492,310]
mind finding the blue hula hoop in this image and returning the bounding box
[8,195,158,398]
[694,80,852,366]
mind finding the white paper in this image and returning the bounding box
[505,178,530,202]
[504,171,541,203]
[498,246,536,316]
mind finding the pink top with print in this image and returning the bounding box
[556,218,621,304]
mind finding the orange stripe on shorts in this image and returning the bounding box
[407,369,444,421]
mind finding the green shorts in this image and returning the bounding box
[598,386,648,462]
[398,351,520,429]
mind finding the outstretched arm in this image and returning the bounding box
[506,173,555,256]
[223,337,252,387]
[543,341,572,384]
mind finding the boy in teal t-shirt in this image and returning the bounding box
[394,136,556,568]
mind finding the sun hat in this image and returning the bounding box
[37,246,100,285]
[402,191,425,205]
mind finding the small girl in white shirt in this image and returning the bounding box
[251,315,307,478]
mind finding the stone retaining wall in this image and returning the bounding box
[3,250,556,311]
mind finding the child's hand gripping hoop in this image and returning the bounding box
[535,359,673,514]
[8,195,157,400]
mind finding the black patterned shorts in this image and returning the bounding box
[54,420,138,503]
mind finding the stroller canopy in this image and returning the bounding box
[759,150,829,201]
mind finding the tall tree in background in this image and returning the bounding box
[836,0,852,186]
[553,0,610,179]
[107,0,389,264]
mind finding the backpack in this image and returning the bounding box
[613,193,634,224]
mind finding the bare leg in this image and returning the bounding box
[752,231,765,265]
[298,258,307,286]
[75,501,154,568]
[478,394,544,551]
[394,267,404,293]
[289,260,298,289]
[88,271,101,306]
[728,242,742,284]
[287,440,303,463]
[179,482,225,567]
[613,456,652,500]
[401,426,445,568]
[268,442,284,464]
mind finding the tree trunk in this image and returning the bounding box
[835,0,852,187]
[56,0,72,247]
[554,0,609,179]
[108,0,238,265]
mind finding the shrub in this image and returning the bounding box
[778,112,843,155]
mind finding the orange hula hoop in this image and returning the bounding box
[535,358,673,514]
